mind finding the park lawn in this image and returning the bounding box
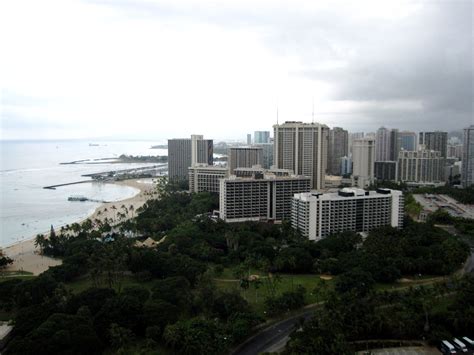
[215,271,334,315]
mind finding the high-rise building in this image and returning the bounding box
[254,131,270,144]
[397,149,445,183]
[219,171,311,222]
[376,127,392,161]
[419,131,448,158]
[291,188,404,241]
[168,135,213,181]
[462,125,474,187]
[273,121,329,190]
[375,161,397,181]
[188,164,229,193]
[247,134,252,145]
[448,144,463,160]
[254,143,274,169]
[327,127,349,175]
[228,147,263,174]
[340,155,352,176]
[389,129,401,161]
[352,138,375,188]
[349,132,364,154]
[399,131,417,151]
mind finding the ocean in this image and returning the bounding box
[0,140,167,247]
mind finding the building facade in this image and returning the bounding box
[419,131,448,158]
[327,127,349,175]
[375,161,397,181]
[340,155,352,176]
[376,127,392,161]
[397,149,445,183]
[399,131,417,151]
[462,125,474,187]
[352,138,375,187]
[273,121,329,190]
[254,143,274,169]
[168,135,213,181]
[219,172,311,223]
[291,188,404,241]
[254,131,270,144]
[188,164,229,193]
[228,147,263,174]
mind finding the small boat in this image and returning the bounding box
[68,195,88,202]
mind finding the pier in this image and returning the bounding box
[43,180,92,190]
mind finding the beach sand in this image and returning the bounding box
[2,179,157,276]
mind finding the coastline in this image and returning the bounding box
[2,178,157,276]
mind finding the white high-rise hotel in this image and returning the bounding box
[352,138,375,187]
[292,188,404,241]
[273,121,329,190]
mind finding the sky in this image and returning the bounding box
[0,0,472,141]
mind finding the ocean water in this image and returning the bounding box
[0,140,167,247]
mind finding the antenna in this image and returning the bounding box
[312,98,314,124]
[276,101,279,125]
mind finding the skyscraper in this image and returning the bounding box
[254,131,270,144]
[247,134,252,145]
[419,131,448,158]
[327,127,349,175]
[399,131,417,151]
[397,149,445,183]
[462,125,474,187]
[273,121,329,190]
[375,127,392,161]
[228,147,263,174]
[352,138,375,187]
[168,135,213,181]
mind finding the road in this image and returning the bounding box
[232,308,316,355]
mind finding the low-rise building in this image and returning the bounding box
[291,188,404,241]
[188,164,229,193]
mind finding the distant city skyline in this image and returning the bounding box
[1,0,472,140]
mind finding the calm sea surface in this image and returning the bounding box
[0,140,167,247]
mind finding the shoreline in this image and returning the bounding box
[2,178,157,276]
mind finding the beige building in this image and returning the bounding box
[188,164,229,193]
[352,138,375,188]
[273,121,329,190]
[228,147,263,174]
[397,149,445,183]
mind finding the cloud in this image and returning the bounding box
[1,0,472,140]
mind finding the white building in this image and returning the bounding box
[352,138,375,188]
[273,121,329,190]
[219,171,311,223]
[291,188,404,241]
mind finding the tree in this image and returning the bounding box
[0,248,13,270]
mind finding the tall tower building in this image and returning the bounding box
[399,131,417,151]
[228,147,263,174]
[273,121,329,190]
[246,134,252,145]
[419,131,448,158]
[352,138,375,187]
[462,125,474,187]
[168,135,213,181]
[327,127,349,176]
[254,131,270,144]
[375,127,392,161]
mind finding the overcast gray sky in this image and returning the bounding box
[1,0,472,140]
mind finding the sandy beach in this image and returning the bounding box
[2,179,157,276]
